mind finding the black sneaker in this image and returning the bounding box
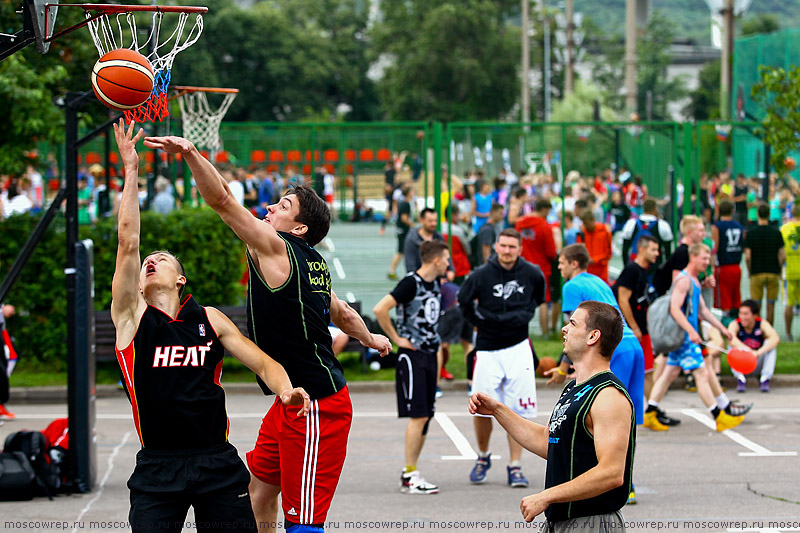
[656,407,681,426]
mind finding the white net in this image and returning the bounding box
[86,11,204,122]
[177,91,237,151]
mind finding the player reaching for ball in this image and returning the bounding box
[142,133,391,533]
[110,120,310,533]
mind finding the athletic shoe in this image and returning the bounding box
[627,491,637,505]
[655,408,681,426]
[507,466,529,488]
[643,410,669,431]
[435,387,443,399]
[400,470,439,494]
[715,410,744,432]
[685,374,697,392]
[0,404,16,420]
[387,272,398,280]
[737,379,747,393]
[469,455,491,484]
[440,367,454,381]
[726,401,753,417]
[760,379,770,393]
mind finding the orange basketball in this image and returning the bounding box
[728,348,757,375]
[785,157,796,171]
[536,356,558,377]
[91,49,154,111]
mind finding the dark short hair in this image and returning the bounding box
[637,234,658,250]
[577,301,624,358]
[490,203,504,213]
[719,200,734,217]
[290,185,331,247]
[420,240,449,263]
[562,243,590,269]
[498,228,521,242]
[575,199,588,210]
[145,250,187,298]
[419,207,437,220]
[535,199,552,212]
[643,198,658,214]
[757,202,769,220]
[740,299,760,315]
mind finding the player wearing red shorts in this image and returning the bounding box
[144,135,391,533]
[712,200,744,317]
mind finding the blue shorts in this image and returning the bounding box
[667,341,705,372]
[610,336,645,426]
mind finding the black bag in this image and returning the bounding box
[0,451,36,501]
[3,431,59,499]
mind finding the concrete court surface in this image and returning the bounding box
[0,383,798,533]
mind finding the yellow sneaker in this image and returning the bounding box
[715,410,744,432]
[627,491,637,505]
[644,410,669,431]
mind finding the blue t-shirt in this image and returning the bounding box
[562,272,635,339]
[473,193,493,232]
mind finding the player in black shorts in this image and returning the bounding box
[374,241,451,495]
[111,120,310,533]
[470,301,635,530]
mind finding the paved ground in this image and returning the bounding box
[0,383,798,533]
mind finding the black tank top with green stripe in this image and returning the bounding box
[247,232,346,400]
[544,371,636,522]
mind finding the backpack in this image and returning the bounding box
[468,232,484,268]
[647,275,694,355]
[3,431,60,499]
[628,218,662,263]
[0,451,36,501]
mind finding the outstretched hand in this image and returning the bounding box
[280,387,311,417]
[143,135,195,155]
[468,392,499,416]
[113,119,144,169]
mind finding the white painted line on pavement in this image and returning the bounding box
[346,291,356,303]
[324,237,335,252]
[681,409,797,457]
[434,412,500,461]
[333,257,346,279]
[72,431,131,533]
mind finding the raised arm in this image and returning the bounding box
[330,292,391,356]
[110,119,146,349]
[205,307,310,415]
[142,136,284,258]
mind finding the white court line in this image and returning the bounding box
[434,412,500,461]
[324,237,335,252]
[72,431,131,533]
[345,291,356,303]
[333,257,346,279]
[681,409,797,457]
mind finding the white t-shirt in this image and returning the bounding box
[229,180,245,205]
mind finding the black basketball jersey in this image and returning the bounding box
[116,295,229,450]
[247,232,346,400]
[544,371,635,522]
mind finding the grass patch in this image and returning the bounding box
[8,336,800,387]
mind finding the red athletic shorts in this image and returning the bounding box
[714,264,742,311]
[247,386,352,525]
[640,334,655,373]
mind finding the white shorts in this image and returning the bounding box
[328,325,343,341]
[472,339,538,418]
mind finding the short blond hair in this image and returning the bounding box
[679,215,703,235]
[689,242,710,257]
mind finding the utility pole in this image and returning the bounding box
[564,0,574,94]
[624,0,637,114]
[522,0,530,123]
[543,0,551,120]
[720,0,734,119]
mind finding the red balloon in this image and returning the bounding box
[728,348,757,375]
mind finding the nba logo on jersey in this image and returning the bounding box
[199,324,205,336]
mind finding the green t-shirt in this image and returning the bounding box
[78,187,91,225]
[747,190,757,222]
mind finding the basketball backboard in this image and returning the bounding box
[28,0,58,54]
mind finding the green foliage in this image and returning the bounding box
[636,12,688,121]
[740,13,781,36]
[685,60,721,121]
[0,208,245,368]
[751,65,800,174]
[371,0,520,121]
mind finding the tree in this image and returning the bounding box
[751,65,800,174]
[685,59,721,121]
[740,13,780,36]
[371,0,520,121]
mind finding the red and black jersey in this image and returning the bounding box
[116,295,229,450]
[247,232,345,400]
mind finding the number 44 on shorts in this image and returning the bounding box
[518,397,536,409]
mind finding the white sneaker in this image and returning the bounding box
[400,470,439,494]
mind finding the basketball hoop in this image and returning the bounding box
[64,4,208,123]
[574,127,592,143]
[173,86,238,154]
[715,124,732,142]
[626,125,643,138]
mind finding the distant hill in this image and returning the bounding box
[575,0,800,44]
